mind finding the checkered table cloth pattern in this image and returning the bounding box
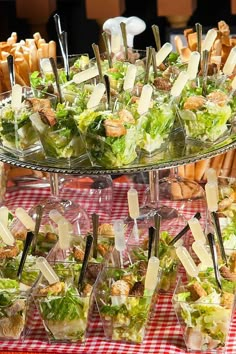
[1,181,236,354]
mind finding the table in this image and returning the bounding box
[1,181,236,354]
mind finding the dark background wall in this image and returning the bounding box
[0,0,236,57]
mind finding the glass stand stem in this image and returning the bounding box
[149,170,160,205]
[49,173,59,197]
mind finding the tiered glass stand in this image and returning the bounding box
[1,130,236,216]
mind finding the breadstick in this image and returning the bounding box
[221,149,235,177]
[23,48,30,65]
[174,35,183,54]
[40,43,49,58]
[0,42,11,53]
[37,38,46,47]
[194,159,210,182]
[29,44,39,72]
[212,39,222,56]
[7,37,15,46]
[33,32,41,42]
[177,165,185,178]
[25,38,35,47]
[184,28,193,42]
[15,71,27,86]
[14,57,30,86]
[10,32,17,43]
[180,47,191,62]
[221,44,232,65]
[209,153,225,177]
[14,51,24,59]
[0,66,4,93]
[37,47,44,61]
[185,163,195,180]
[1,51,10,60]
[229,150,236,177]
[187,32,197,51]
[170,181,183,200]
[0,60,11,91]
[48,40,56,59]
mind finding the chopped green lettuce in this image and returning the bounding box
[137,103,175,153]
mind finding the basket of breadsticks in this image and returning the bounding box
[0,32,56,93]
[176,149,236,186]
[174,20,236,68]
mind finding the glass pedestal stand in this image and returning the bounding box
[140,170,180,219]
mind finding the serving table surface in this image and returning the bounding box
[1,181,236,354]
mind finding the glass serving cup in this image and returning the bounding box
[33,261,93,343]
[30,101,87,161]
[89,49,146,93]
[56,54,90,78]
[0,86,57,156]
[0,255,40,289]
[94,264,161,344]
[124,218,185,293]
[117,82,179,157]
[136,97,177,156]
[78,102,140,168]
[177,88,232,145]
[30,54,90,96]
[0,278,29,340]
[172,276,235,352]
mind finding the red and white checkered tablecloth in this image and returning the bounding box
[1,181,236,354]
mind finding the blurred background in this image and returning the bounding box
[1,0,236,57]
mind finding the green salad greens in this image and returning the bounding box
[30,55,90,94]
[31,102,86,159]
[181,103,231,142]
[35,260,93,342]
[137,102,175,153]
[220,216,236,249]
[101,60,145,93]
[130,230,179,292]
[76,108,138,167]
[37,284,90,342]
[2,254,40,287]
[100,296,151,343]
[0,103,39,151]
[179,88,232,142]
[95,263,157,343]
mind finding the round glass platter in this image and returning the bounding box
[0,129,236,175]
